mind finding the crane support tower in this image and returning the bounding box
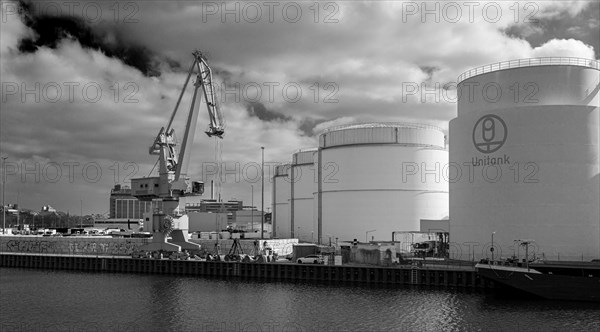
[131,50,225,252]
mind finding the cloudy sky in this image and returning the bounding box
[1,0,598,215]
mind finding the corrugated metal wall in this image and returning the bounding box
[292,149,318,165]
[274,164,291,177]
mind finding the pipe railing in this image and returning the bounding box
[320,122,444,134]
[294,147,318,153]
[458,57,599,83]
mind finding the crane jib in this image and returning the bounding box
[131,50,225,201]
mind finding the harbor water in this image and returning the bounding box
[1,268,599,331]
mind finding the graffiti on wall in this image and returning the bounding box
[5,239,59,253]
[3,238,144,256]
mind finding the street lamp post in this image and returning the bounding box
[261,146,264,239]
[80,200,83,228]
[16,191,19,230]
[491,231,496,261]
[1,156,7,235]
[251,185,254,231]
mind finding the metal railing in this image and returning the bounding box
[320,122,444,134]
[294,147,318,154]
[457,57,600,83]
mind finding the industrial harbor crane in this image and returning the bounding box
[131,50,224,252]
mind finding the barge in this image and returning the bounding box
[476,260,600,302]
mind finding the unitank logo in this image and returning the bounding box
[472,114,507,154]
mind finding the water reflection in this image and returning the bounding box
[1,269,599,331]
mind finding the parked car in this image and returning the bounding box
[169,251,190,260]
[297,255,324,264]
[132,251,151,259]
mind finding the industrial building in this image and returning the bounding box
[184,199,270,234]
[234,210,268,232]
[185,200,244,213]
[109,184,269,232]
[273,123,449,243]
[109,184,155,219]
[449,57,600,261]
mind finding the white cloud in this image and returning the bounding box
[531,38,596,59]
[0,1,597,213]
[535,1,591,18]
[0,2,32,56]
[313,117,357,134]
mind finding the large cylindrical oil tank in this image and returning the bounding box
[316,123,449,243]
[272,164,291,238]
[449,57,600,261]
[290,148,318,242]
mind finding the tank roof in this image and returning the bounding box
[457,57,599,83]
[320,122,443,135]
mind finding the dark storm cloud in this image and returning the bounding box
[419,66,439,77]
[245,101,290,122]
[503,2,600,58]
[15,0,164,76]
[298,118,326,136]
[419,65,440,84]
[244,101,321,136]
[213,68,234,83]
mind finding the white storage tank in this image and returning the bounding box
[449,57,600,261]
[316,123,449,243]
[290,149,318,242]
[272,164,291,238]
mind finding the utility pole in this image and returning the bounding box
[1,156,7,234]
[16,191,19,229]
[261,146,264,239]
[491,231,496,261]
[80,200,83,228]
[251,185,254,231]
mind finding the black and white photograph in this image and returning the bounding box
[1,0,599,331]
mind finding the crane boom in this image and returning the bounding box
[131,50,224,201]
[197,54,225,138]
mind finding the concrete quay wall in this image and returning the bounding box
[0,236,147,256]
[0,236,298,257]
[0,253,489,289]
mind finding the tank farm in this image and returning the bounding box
[3,57,599,291]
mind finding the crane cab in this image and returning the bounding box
[131,176,204,201]
[131,177,163,200]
